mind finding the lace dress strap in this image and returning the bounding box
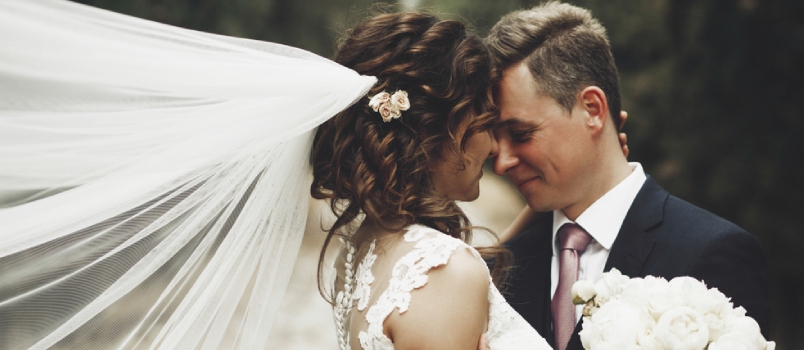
[358,225,468,349]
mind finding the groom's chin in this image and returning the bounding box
[523,196,556,214]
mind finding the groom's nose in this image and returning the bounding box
[493,139,517,176]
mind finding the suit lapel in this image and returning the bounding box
[603,177,666,275]
[566,177,668,350]
[529,219,556,346]
[504,216,555,346]
[533,226,555,346]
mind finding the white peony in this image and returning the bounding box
[691,289,736,341]
[621,276,681,322]
[580,300,646,350]
[709,327,775,350]
[687,287,731,314]
[707,334,753,350]
[593,268,630,304]
[733,305,748,318]
[716,316,768,349]
[654,306,710,350]
[572,280,597,304]
[668,276,709,306]
[618,277,648,307]
[635,319,663,350]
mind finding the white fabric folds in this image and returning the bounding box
[0,0,376,348]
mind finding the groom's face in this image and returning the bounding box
[493,63,594,214]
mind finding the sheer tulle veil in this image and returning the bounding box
[0,0,376,348]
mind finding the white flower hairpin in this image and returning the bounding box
[368,90,410,122]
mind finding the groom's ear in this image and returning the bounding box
[579,86,608,135]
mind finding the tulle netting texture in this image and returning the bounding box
[0,0,376,348]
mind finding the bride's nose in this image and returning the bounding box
[488,131,499,158]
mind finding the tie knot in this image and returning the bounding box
[557,223,592,252]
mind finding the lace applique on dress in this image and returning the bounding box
[358,225,464,349]
[334,225,551,350]
[485,286,551,349]
[354,242,377,311]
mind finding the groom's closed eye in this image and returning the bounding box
[495,119,540,144]
[509,126,537,143]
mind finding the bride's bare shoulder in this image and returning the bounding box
[385,244,491,350]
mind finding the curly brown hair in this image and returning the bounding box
[311,11,510,298]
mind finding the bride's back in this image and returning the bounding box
[332,224,491,350]
[332,224,414,349]
[332,226,414,349]
[331,222,552,350]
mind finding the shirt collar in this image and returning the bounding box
[551,162,647,257]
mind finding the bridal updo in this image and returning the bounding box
[311,11,508,293]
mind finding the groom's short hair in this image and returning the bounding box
[485,2,622,128]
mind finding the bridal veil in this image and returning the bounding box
[0,0,376,348]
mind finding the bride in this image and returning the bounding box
[310,12,550,350]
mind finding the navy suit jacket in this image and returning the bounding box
[503,177,770,350]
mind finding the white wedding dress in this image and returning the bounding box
[332,225,551,350]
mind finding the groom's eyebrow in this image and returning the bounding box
[495,118,534,130]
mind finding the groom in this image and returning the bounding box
[485,3,770,350]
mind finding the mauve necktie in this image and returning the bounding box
[552,223,592,350]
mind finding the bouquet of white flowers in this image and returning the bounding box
[572,269,775,350]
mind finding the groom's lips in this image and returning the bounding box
[515,176,541,190]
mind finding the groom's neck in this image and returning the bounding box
[561,141,633,221]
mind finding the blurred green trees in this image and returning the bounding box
[71,0,804,348]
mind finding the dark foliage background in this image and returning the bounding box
[71,0,804,348]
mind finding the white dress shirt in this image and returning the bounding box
[550,162,647,323]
